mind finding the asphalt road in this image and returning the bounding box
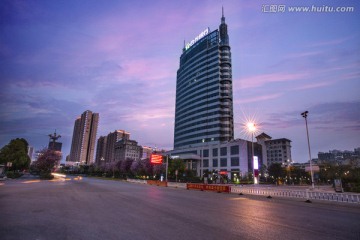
[1,176,359,240]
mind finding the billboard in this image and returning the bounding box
[150,154,163,164]
[305,165,320,172]
[253,156,259,170]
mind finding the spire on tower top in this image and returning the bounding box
[221,6,225,23]
[219,6,229,45]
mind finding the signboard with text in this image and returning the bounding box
[150,154,163,164]
[305,165,320,172]
[186,183,230,193]
[185,28,210,50]
[253,156,259,170]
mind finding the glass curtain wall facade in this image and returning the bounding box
[174,10,234,149]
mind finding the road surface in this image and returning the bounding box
[1,176,359,240]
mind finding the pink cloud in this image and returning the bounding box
[235,72,308,89]
[121,57,177,83]
[286,51,322,59]
[234,93,283,104]
[308,37,352,48]
[294,81,333,90]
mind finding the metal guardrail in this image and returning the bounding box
[231,186,360,204]
[167,182,187,188]
[126,179,147,184]
[126,179,360,204]
[126,179,187,189]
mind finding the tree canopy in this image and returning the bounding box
[168,158,186,180]
[268,163,285,182]
[31,148,61,179]
[0,138,30,170]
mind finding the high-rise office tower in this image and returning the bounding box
[69,110,99,164]
[174,8,234,149]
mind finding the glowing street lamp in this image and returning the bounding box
[247,122,256,132]
[301,111,314,189]
[247,122,258,184]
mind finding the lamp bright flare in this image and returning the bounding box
[246,122,258,184]
[246,122,256,132]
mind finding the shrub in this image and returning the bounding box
[6,171,23,179]
[39,172,54,180]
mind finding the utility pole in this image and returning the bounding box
[301,111,314,189]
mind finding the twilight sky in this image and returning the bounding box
[1,0,359,163]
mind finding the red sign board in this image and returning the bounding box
[186,184,230,193]
[150,154,163,164]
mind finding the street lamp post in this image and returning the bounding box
[247,122,257,184]
[301,111,314,189]
[165,155,168,182]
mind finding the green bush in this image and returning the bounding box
[6,171,23,179]
[344,182,360,193]
[39,172,54,180]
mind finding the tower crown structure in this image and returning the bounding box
[48,130,62,152]
[49,130,61,144]
[173,8,234,149]
[219,7,229,45]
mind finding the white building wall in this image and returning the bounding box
[170,139,251,179]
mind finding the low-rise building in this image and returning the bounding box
[105,130,130,162]
[266,138,292,165]
[114,139,142,161]
[256,133,292,167]
[318,148,360,166]
[168,138,263,181]
[141,146,153,160]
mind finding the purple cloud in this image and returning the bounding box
[1,0,359,163]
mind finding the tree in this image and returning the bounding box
[268,163,285,184]
[130,160,141,176]
[0,138,31,171]
[153,164,165,176]
[259,164,267,182]
[168,159,186,180]
[120,158,134,177]
[32,149,61,179]
[290,166,306,184]
[138,158,153,177]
